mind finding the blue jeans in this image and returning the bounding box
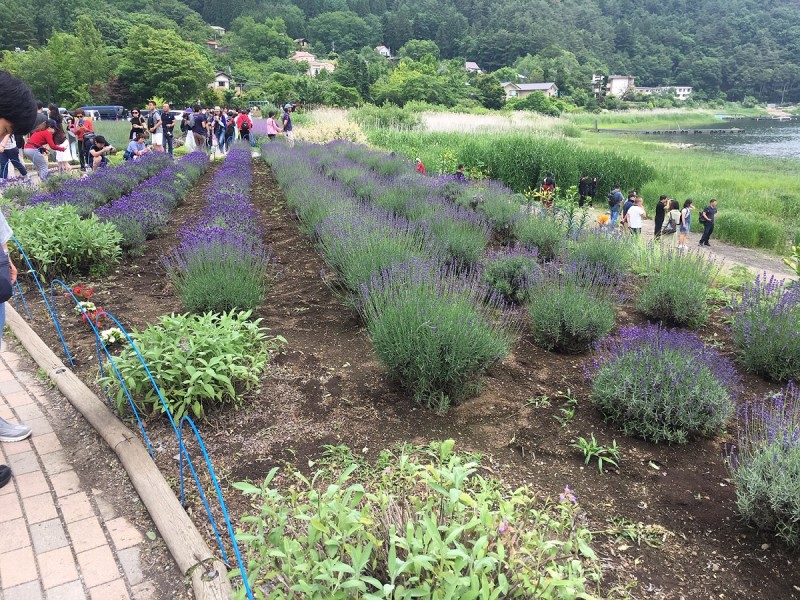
[609,204,621,227]
[164,132,174,156]
[216,131,226,152]
[0,148,27,178]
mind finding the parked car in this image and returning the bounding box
[79,105,126,120]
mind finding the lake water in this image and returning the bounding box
[642,119,800,160]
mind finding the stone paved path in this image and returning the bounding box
[0,348,167,600]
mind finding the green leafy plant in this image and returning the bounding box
[600,517,670,548]
[553,389,579,428]
[9,204,122,277]
[106,310,283,421]
[232,440,602,599]
[571,434,620,473]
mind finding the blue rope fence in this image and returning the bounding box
[11,238,254,600]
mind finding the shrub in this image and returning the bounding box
[349,103,422,131]
[528,261,617,353]
[8,204,121,277]
[423,205,491,266]
[569,229,633,278]
[731,274,800,381]
[359,262,514,411]
[636,248,716,328]
[715,213,786,251]
[727,383,800,547]
[108,311,282,421]
[317,208,439,294]
[482,245,540,304]
[589,324,740,444]
[233,440,601,598]
[514,213,567,260]
[166,232,276,312]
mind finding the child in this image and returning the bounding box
[265,111,281,140]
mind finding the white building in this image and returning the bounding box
[374,45,392,58]
[636,86,693,100]
[465,61,482,74]
[606,75,635,97]
[289,51,336,77]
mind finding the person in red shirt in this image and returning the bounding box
[24,120,65,181]
[415,157,426,175]
[69,109,94,171]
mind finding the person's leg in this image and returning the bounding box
[10,148,28,177]
[24,149,48,180]
[0,151,9,179]
[78,140,86,170]
[165,134,173,157]
[701,222,714,245]
[610,205,620,227]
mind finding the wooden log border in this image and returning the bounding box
[6,305,233,600]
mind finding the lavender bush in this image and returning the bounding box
[727,383,800,546]
[514,213,567,261]
[96,152,209,254]
[731,274,800,381]
[316,207,440,294]
[359,261,515,411]
[528,261,618,353]
[28,153,172,216]
[167,149,275,312]
[589,324,740,444]
[482,245,540,304]
[636,248,717,328]
[568,229,633,278]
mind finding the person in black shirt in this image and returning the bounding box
[578,174,591,207]
[191,105,209,151]
[698,199,718,246]
[129,109,145,140]
[654,195,669,238]
[161,102,175,157]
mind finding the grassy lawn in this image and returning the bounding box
[565,108,765,131]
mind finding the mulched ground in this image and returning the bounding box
[17,157,799,599]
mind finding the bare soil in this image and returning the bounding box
[17,159,800,599]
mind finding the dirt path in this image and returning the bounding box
[584,206,796,281]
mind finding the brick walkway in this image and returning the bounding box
[0,348,156,600]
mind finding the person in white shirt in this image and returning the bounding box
[624,196,647,235]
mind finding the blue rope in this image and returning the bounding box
[12,280,32,320]
[178,416,254,599]
[11,236,73,364]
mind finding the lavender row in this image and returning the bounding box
[262,142,515,410]
[29,153,173,217]
[166,148,275,313]
[95,152,210,255]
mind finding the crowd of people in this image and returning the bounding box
[0,99,298,182]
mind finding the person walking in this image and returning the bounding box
[282,104,294,147]
[653,194,668,238]
[698,199,718,246]
[191,104,209,151]
[146,100,163,153]
[161,103,175,157]
[24,120,66,181]
[624,196,646,235]
[210,107,226,153]
[0,70,36,488]
[678,199,694,249]
[607,183,624,228]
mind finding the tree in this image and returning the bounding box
[398,39,440,61]
[472,73,504,109]
[371,57,466,106]
[116,25,215,106]
[308,11,378,53]
[226,16,294,62]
